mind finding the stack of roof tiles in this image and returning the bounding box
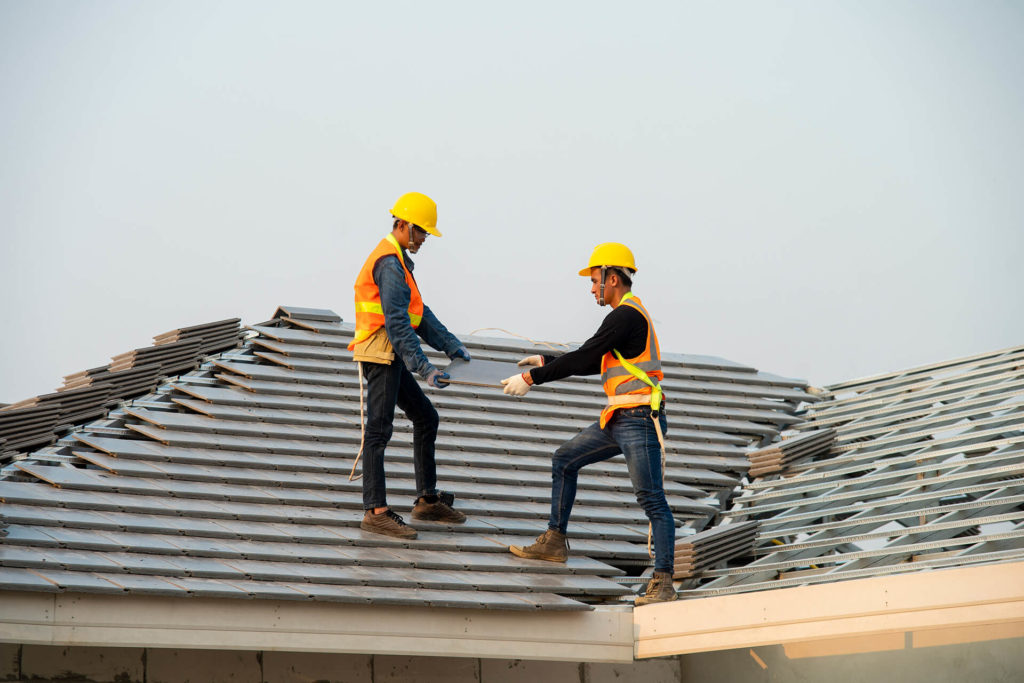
[62,318,241,391]
[0,319,241,462]
[0,405,64,455]
[673,520,759,578]
[0,305,813,610]
[745,428,836,477]
[680,343,1024,598]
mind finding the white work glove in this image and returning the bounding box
[517,355,544,367]
[501,373,532,397]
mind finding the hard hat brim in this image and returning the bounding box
[391,214,443,237]
[578,265,638,276]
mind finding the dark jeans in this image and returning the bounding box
[360,360,439,509]
[549,405,674,573]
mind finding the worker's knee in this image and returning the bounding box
[365,419,394,445]
[412,405,439,433]
[552,448,582,477]
[636,490,671,518]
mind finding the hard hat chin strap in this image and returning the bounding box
[599,266,607,307]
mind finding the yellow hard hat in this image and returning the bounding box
[579,243,637,276]
[391,192,441,237]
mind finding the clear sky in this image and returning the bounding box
[2,1,1022,403]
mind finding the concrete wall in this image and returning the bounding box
[2,638,1021,682]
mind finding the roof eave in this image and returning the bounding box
[1,592,635,663]
[634,560,1024,659]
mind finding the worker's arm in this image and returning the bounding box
[528,305,647,386]
[374,255,437,380]
[416,305,464,359]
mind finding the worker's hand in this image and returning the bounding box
[501,373,532,397]
[451,346,472,362]
[427,370,451,389]
[517,355,544,368]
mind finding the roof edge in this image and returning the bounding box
[1,592,634,663]
[635,560,1024,658]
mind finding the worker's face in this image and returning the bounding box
[589,267,603,305]
[406,223,428,254]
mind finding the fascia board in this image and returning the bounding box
[0,592,634,663]
[635,561,1024,658]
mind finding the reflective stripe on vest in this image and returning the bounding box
[347,234,425,351]
[599,293,663,428]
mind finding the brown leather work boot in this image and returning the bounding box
[508,529,569,562]
[635,571,678,606]
[411,496,467,524]
[360,509,418,539]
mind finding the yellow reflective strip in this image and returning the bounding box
[355,301,420,326]
[604,362,660,380]
[384,233,405,265]
[355,301,384,315]
[350,329,374,344]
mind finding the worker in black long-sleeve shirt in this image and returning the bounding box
[527,304,650,381]
[500,243,678,606]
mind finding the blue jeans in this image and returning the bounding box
[360,360,439,509]
[549,405,674,573]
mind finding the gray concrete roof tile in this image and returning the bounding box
[0,545,68,570]
[28,568,126,594]
[159,535,246,558]
[0,567,61,592]
[100,572,190,596]
[284,582,370,603]
[157,575,256,599]
[1,525,63,548]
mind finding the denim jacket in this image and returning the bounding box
[373,251,462,379]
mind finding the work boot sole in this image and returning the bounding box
[508,544,567,563]
[360,519,418,540]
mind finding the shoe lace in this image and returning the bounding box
[386,510,408,526]
[539,530,569,550]
[645,574,668,596]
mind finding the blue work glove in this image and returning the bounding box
[451,346,471,362]
[427,370,451,389]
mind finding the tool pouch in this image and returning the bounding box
[351,327,395,365]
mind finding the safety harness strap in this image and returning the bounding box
[611,350,662,414]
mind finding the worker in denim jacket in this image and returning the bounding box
[348,192,469,539]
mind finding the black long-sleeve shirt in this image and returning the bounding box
[529,304,649,386]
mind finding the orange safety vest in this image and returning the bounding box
[347,234,424,351]
[599,293,663,428]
